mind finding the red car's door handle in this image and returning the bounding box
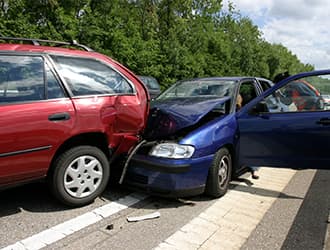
[316,118,330,125]
[48,112,71,121]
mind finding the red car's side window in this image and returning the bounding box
[45,62,66,99]
[50,55,134,96]
[0,55,45,103]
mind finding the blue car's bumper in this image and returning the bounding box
[124,153,214,197]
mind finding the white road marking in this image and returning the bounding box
[324,210,330,250]
[1,192,148,250]
[155,168,297,250]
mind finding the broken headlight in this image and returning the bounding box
[149,143,195,159]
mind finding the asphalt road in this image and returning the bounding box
[243,169,330,250]
[0,168,329,250]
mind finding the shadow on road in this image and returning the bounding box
[0,180,206,219]
[229,178,303,200]
[281,169,330,250]
[0,181,140,218]
[0,182,70,218]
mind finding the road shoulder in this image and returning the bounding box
[155,167,297,250]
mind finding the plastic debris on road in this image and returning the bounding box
[127,211,160,222]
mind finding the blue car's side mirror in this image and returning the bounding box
[249,101,269,115]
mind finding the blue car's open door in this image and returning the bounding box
[237,70,330,169]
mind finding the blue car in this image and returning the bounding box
[123,70,330,198]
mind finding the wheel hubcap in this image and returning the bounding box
[218,155,229,188]
[64,155,103,198]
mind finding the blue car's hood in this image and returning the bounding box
[145,96,230,139]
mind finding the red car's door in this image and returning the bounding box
[0,55,75,185]
[50,55,149,137]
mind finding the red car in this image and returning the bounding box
[0,37,149,206]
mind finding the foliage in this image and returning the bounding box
[0,0,314,89]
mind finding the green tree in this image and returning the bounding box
[0,0,314,88]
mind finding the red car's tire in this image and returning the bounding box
[49,146,110,207]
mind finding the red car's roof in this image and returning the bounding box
[0,42,145,93]
[0,43,106,59]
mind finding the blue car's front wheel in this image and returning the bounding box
[205,147,232,198]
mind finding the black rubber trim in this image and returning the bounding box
[130,157,190,174]
[0,146,51,158]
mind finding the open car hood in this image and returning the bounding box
[144,96,231,139]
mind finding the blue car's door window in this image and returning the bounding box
[238,73,330,169]
[263,76,327,113]
[238,81,259,107]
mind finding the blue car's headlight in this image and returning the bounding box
[149,143,195,159]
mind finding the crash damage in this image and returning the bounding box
[119,96,232,184]
[144,96,231,140]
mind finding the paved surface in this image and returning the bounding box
[2,167,330,250]
[155,168,297,250]
[243,168,330,250]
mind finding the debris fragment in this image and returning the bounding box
[127,211,160,222]
[177,198,196,206]
[106,224,114,230]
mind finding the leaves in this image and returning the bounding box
[0,0,313,88]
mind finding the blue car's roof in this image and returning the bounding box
[177,76,252,82]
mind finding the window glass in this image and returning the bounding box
[263,74,330,112]
[51,56,133,96]
[258,80,273,91]
[239,82,258,107]
[46,63,65,99]
[0,56,45,103]
[158,80,235,99]
[139,76,160,90]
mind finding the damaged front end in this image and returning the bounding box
[119,97,232,187]
[144,96,231,140]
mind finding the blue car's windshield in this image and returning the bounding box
[157,79,236,100]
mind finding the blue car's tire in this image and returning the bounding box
[205,147,232,198]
